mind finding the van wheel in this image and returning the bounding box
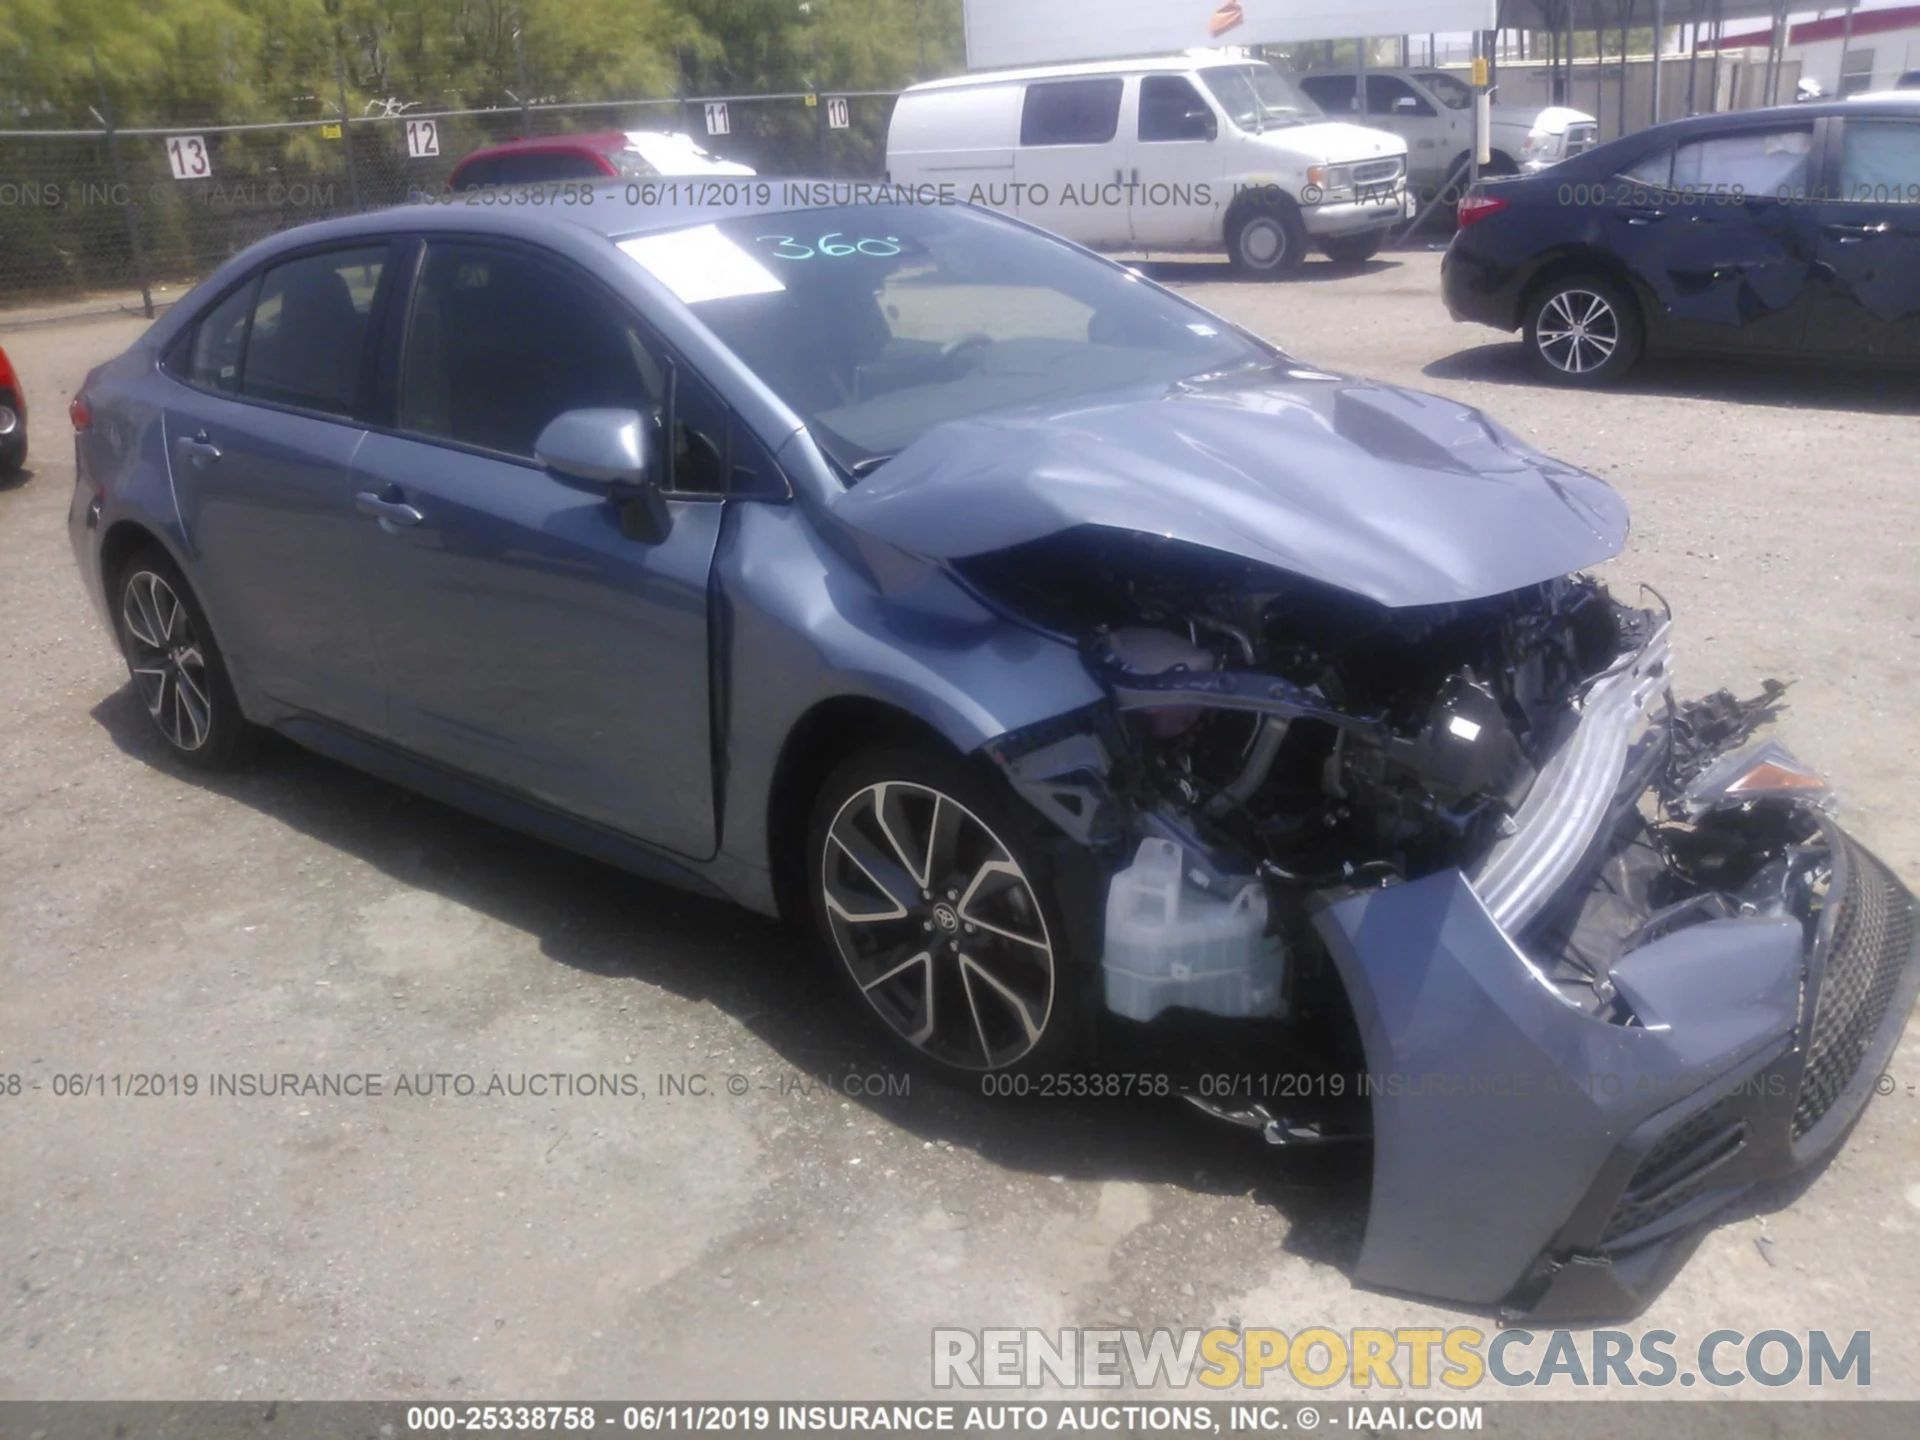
[1228,197,1308,278]
[806,744,1097,1081]
[1523,274,1644,386]
[1320,229,1385,267]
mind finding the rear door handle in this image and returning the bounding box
[175,431,221,467]
[1614,207,1667,225]
[355,491,424,527]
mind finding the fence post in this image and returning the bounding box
[814,88,830,175]
[515,29,532,138]
[334,38,361,210]
[89,53,153,319]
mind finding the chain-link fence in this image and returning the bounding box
[0,89,899,313]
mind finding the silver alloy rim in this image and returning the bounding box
[1536,288,1620,374]
[121,571,212,751]
[0,406,16,435]
[1240,217,1286,268]
[821,781,1055,1071]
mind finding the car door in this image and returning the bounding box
[350,238,725,858]
[162,242,395,734]
[1013,76,1131,246]
[1604,121,1821,356]
[1802,113,1920,358]
[1127,73,1225,248]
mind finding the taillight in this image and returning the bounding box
[1457,192,1510,227]
[70,395,91,431]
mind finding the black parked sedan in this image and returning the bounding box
[1443,96,1920,384]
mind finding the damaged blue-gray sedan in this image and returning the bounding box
[68,191,1919,1320]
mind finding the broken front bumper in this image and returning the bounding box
[1314,661,1920,1321]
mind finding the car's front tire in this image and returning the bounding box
[112,548,255,769]
[1522,274,1644,386]
[1228,196,1309,278]
[806,744,1094,1081]
[1320,229,1386,268]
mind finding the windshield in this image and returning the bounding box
[626,204,1270,474]
[1414,72,1475,110]
[1198,63,1325,130]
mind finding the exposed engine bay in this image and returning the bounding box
[957,527,1920,1318]
[965,528,1822,1032]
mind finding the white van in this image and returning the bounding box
[886,53,1412,275]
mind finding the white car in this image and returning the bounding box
[886,52,1412,275]
[1296,67,1596,202]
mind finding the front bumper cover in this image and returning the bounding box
[1313,815,1920,1318]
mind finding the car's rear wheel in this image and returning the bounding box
[1228,197,1309,278]
[1523,274,1644,386]
[807,745,1092,1080]
[113,548,254,769]
[1320,229,1386,267]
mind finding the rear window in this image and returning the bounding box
[241,247,387,416]
[1020,78,1124,146]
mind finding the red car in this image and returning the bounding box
[447,130,753,189]
[0,344,25,477]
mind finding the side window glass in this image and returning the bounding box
[1837,121,1920,202]
[1299,75,1357,114]
[399,242,666,460]
[454,158,496,190]
[1368,75,1435,117]
[670,364,729,496]
[1620,148,1674,186]
[241,247,386,416]
[729,417,788,497]
[1020,78,1124,146]
[1671,126,1813,195]
[186,280,257,394]
[1139,76,1215,143]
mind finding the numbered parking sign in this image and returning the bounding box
[826,96,849,130]
[405,119,440,159]
[165,135,211,180]
[704,101,730,137]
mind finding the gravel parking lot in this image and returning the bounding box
[3,250,1918,1403]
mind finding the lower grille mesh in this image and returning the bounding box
[1603,1098,1747,1242]
[1794,834,1916,1140]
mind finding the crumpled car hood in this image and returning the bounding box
[830,370,1629,608]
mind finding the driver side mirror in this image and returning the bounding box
[1184,107,1219,141]
[1393,96,1422,115]
[534,407,673,543]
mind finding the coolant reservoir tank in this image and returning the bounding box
[1102,839,1285,1023]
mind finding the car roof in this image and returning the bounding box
[1616,94,1920,141]
[903,50,1255,92]
[205,180,866,263]
[455,131,630,163]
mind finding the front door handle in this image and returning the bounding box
[175,432,221,467]
[355,491,424,527]
[1614,206,1667,225]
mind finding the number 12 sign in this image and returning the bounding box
[405,119,440,159]
[165,136,211,180]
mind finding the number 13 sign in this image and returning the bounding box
[165,135,211,180]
